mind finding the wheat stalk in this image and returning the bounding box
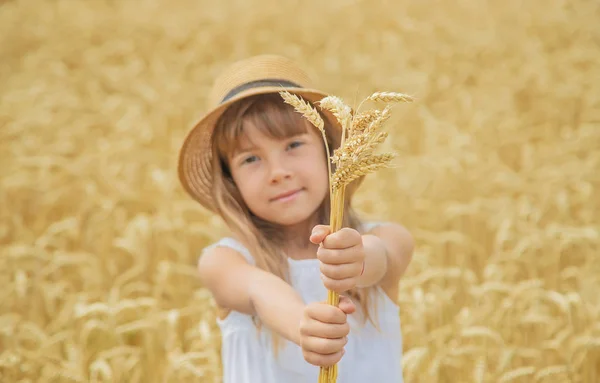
[280,90,411,383]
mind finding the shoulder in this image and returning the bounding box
[198,238,256,283]
[200,238,255,267]
[364,222,414,284]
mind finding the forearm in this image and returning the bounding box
[248,272,306,346]
[356,234,388,287]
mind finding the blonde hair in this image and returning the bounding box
[209,93,380,353]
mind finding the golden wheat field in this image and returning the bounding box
[1,0,599,382]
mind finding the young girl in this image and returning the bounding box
[178,54,414,383]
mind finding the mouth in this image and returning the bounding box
[270,188,303,202]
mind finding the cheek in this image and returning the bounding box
[317,145,329,175]
[319,165,330,194]
[232,170,262,206]
[307,147,330,191]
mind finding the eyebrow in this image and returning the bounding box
[234,144,257,155]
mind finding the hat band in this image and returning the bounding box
[221,79,301,103]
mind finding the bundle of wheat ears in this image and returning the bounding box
[280,90,414,383]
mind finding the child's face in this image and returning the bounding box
[228,122,329,227]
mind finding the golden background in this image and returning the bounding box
[1,0,599,382]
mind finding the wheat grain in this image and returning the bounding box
[366,91,415,103]
[279,91,325,134]
[96,346,141,361]
[331,153,396,190]
[498,366,536,382]
[363,106,392,136]
[473,356,486,383]
[332,131,389,165]
[402,347,429,371]
[318,96,352,132]
[496,349,516,375]
[448,345,486,357]
[90,359,113,381]
[460,326,506,346]
[351,131,389,161]
[351,110,380,133]
[533,365,569,382]
[74,302,111,318]
[115,320,156,335]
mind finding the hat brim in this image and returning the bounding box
[178,86,364,212]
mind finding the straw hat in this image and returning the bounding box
[178,54,339,212]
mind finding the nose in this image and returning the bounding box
[268,158,292,184]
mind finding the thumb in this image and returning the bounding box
[310,225,331,244]
[337,295,356,315]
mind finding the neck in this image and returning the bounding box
[280,215,320,259]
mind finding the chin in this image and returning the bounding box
[268,214,310,227]
[260,208,317,228]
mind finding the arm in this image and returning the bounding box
[359,223,414,289]
[198,246,305,346]
[355,233,388,288]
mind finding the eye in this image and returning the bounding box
[241,155,258,165]
[287,140,304,150]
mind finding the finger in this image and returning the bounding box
[299,317,350,339]
[310,225,331,244]
[320,274,357,294]
[322,228,362,250]
[305,303,347,324]
[302,349,345,368]
[301,335,348,355]
[317,247,360,265]
[320,262,362,280]
[338,295,357,315]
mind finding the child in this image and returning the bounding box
[178,54,414,383]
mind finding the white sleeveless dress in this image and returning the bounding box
[201,223,404,383]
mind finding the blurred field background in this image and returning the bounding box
[1,0,599,382]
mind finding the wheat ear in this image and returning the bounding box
[352,109,380,133]
[318,95,352,142]
[366,91,415,103]
[280,90,333,186]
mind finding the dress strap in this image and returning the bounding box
[201,237,255,265]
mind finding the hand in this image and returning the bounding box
[299,296,356,367]
[310,225,365,293]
